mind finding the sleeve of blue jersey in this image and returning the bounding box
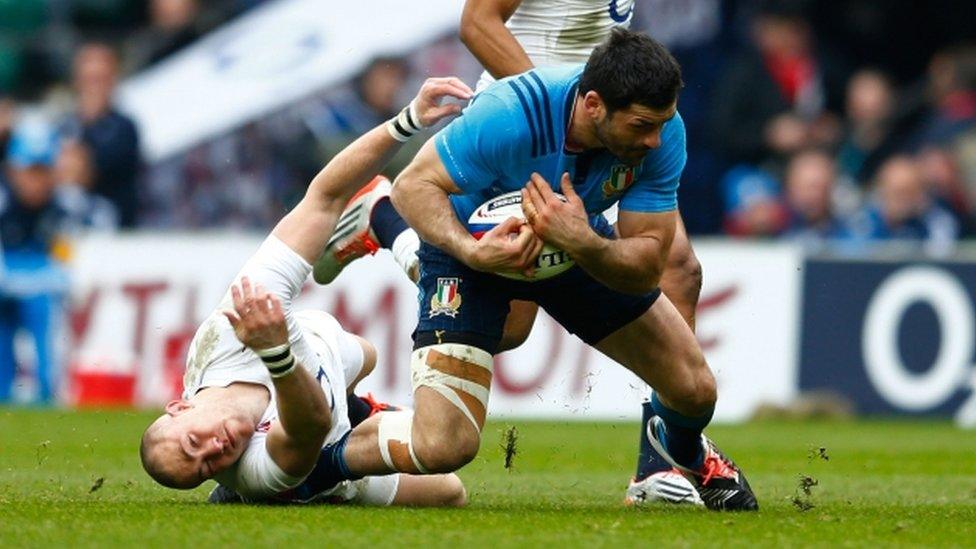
[434,93,523,194]
[618,112,687,214]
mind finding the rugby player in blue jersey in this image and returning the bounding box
[316,0,714,508]
[328,29,758,511]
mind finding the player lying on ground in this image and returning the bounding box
[312,30,758,511]
[314,0,707,506]
[139,76,473,506]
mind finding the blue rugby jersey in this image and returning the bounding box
[434,64,686,226]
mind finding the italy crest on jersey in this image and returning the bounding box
[602,164,638,198]
[430,277,462,318]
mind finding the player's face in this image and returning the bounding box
[595,101,677,167]
[154,400,254,487]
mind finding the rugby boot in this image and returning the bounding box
[312,176,391,284]
[625,402,703,507]
[360,392,402,417]
[645,416,759,511]
[208,484,243,504]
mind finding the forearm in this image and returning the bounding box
[460,12,533,79]
[306,125,402,207]
[569,231,668,294]
[270,362,332,444]
[392,172,475,263]
[272,125,405,262]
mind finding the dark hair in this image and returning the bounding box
[579,28,683,113]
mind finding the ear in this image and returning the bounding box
[582,91,606,120]
[164,399,192,416]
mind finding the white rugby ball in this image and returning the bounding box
[466,190,575,281]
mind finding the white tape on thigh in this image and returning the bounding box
[411,344,492,431]
[376,410,427,474]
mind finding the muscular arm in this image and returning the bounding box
[460,0,533,79]
[391,140,475,260]
[224,278,331,477]
[523,173,675,294]
[570,209,676,294]
[392,140,541,274]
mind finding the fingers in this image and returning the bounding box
[425,76,474,98]
[269,293,284,321]
[493,215,523,234]
[518,233,544,276]
[221,309,240,329]
[560,172,579,202]
[529,172,556,202]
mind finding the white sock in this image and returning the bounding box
[391,229,420,282]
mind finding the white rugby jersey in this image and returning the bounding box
[181,236,362,498]
[476,0,635,90]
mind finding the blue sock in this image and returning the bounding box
[346,394,372,427]
[369,197,409,249]
[635,400,672,479]
[289,431,361,500]
[651,392,712,470]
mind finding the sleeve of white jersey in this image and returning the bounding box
[227,438,307,499]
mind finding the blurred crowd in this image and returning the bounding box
[1,0,975,403]
[2,0,975,250]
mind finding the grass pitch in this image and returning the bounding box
[1,409,973,548]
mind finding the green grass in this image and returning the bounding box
[1,409,973,548]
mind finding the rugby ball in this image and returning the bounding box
[466,190,575,281]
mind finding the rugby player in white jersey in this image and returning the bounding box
[314,0,709,507]
[139,76,474,506]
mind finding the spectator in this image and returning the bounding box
[782,149,850,244]
[916,146,972,234]
[836,69,900,184]
[304,57,409,140]
[849,155,959,255]
[0,117,71,404]
[53,139,119,230]
[126,0,203,71]
[710,0,845,167]
[62,44,141,228]
[0,97,14,164]
[721,165,788,238]
[908,45,976,149]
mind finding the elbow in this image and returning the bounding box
[389,174,414,213]
[458,12,484,47]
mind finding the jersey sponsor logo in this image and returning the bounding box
[602,164,638,197]
[430,277,462,318]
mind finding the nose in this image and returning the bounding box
[643,129,662,149]
[205,436,226,456]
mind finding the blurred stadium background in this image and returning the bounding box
[2,0,976,429]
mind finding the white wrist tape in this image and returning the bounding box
[255,343,296,378]
[386,100,424,142]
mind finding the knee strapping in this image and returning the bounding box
[411,344,492,431]
[377,410,428,474]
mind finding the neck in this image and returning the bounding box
[78,99,110,122]
[193,383,269,426]
[566,95,601,152]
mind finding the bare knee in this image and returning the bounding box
[440,474,468,507]
[413,425,480,473]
